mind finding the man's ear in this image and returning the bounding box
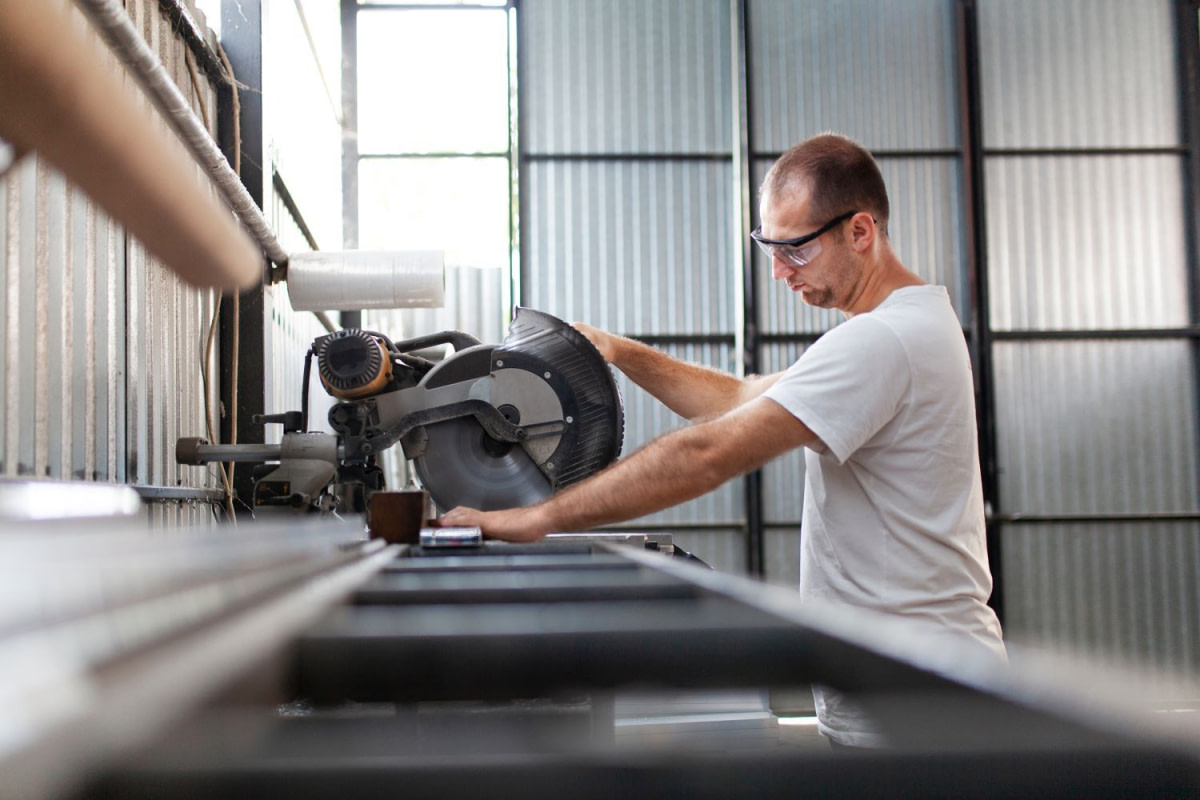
[849,211,875,253]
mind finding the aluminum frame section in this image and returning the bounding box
[519,0,732,156]
[523,160,736,335]
[977,0,1179,149]
[748,0,960,153]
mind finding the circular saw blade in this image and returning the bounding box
[412,418,553,512]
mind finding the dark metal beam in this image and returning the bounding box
[218,0,268,511]
[955,0,1003,621]
[1177,0,1200,508]
[732,0,764,579]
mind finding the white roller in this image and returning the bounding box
[287,250,445,312]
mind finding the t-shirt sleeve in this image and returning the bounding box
[763,317,910,464]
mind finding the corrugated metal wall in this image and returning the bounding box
[980,0,1200,671]
[0,0,223,526]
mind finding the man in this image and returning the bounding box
[440,133,1006,747]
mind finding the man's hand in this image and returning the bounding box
[572,322,617,363]
[436,505,550,543]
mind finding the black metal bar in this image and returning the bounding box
[340,0,361,331]
[218,0,268,510]
[521,152,734,163]
[993,327,1200,341]
[1177,0,1200,508]
[996,512,1200,525]
[271,170,319,252]
[157,0,227,88]
[732,0,764,579]
[956,0,1003,621]
[758,331,827,345]
[984,146,1188,157]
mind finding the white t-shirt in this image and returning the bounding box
[763,285,1006,746]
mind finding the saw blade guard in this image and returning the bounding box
[412,308,624,512]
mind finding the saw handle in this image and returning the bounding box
[391,330,482,354]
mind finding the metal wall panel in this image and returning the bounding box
[520,0,731,155]
[0,0,222,526]
[524,161,735,334]
[612,342,743,527]
[754,156,968,334]
[749,0,959,152]
[993,341,1199,515]
[759,342,807,528]
[363,265,506,347]
[978,0,1179,149]
[986,155,1189,330]
[1002,523,1200,673]
[764,526,801,588]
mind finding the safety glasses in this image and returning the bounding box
[750,209,857,267]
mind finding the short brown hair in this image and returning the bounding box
[761,133,889,236]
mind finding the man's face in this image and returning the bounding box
[758,189,859,310]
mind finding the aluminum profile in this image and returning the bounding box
[520,0,731,155]
[978,0,1179,149]
[755,156,968,334]
[985,155,1189,330]
[993,341,1199,515]
[524,161,735,335]
[0,0,222,527]
[749,0,959,153]
[1002,522,1200,673]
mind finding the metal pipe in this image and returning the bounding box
[0,0,261,290]
[73,0,291,267]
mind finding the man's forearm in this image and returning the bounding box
[535,423,732,533]
[610,335,774,421]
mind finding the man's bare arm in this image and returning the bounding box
[438,397,820,541]
[574,322,780,421]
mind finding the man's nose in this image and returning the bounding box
[771,256,794,280]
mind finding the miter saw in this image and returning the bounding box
[177,308,624,515]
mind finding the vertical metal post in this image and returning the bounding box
[340,0,361,330]
[219,0,268,508]
[732,0,764,577]
[1176,0,1200,500]
[956,0,1003,619]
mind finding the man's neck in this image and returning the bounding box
[842,252,924,317]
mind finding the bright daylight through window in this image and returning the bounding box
[356,5,511,272]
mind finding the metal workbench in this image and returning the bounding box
[2,517,1198,799]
